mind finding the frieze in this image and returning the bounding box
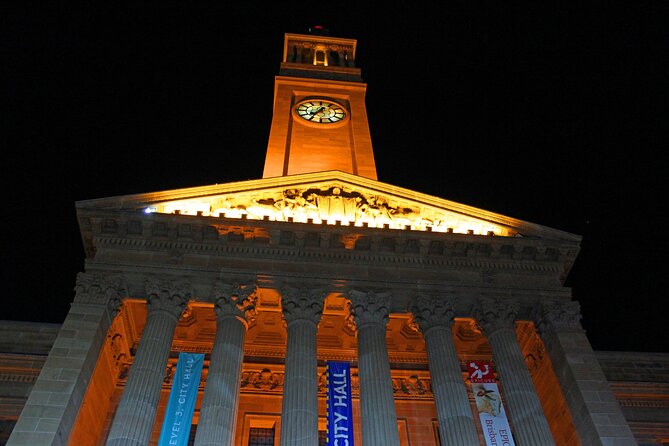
[93,234,563,277]
[148,185,515,237]
[236,366,433,399]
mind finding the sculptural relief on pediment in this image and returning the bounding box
[145,184,516,237]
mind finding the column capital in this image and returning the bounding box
[348,289,392,329]
[74,272,126,316]
[145,277,191,320]
[280,285,325,326]
[475,297,519,337]
[212,281,257,327]
[410,294,456,334]
[537,300,583,333]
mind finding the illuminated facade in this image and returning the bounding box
[4,31,652,446]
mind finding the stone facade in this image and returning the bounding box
[0,31,655,446]
[2,319,667,445]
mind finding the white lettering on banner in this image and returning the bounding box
[469,361,515,446]
[326,362,354,445]
[333,370,348,407]
[158,353,204,446]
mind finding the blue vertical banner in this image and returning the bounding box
[158,352,205,446]
[326,361,354,445]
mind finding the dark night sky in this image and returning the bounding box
[3,3,668,352]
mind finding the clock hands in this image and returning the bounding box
[295,99,345,123]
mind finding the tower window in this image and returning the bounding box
[314,49,328,66]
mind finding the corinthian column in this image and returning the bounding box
[537,300,636,445]
[106,279,189,446]
[8,273,124,446]
[349,290,400,446]
[411,296,479,446]
[279,286,324,446]
[477,298,555,446]
[194,282,257,446]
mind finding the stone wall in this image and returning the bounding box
[597,351,669,445]
[2,319,668,445]
[0,321,60,445]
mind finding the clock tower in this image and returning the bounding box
[262,30,378,180]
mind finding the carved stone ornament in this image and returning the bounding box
[475,298,520,337]
[411,294,456,334]
[144,278,191,319]
[280,285,325,325]
[524,344,546,371]
[241,368,283,391]
[73,272,126,316]
[153,184,514,236]
[212,280,258,326]
[392,375,432,397]
[540,300,583,332]
[348,289,392,329]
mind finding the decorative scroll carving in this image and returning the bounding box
[73,272,126,316]
[107,329,131,379]
[164,362,176,384]
[393,375,431,396]
[539,300,583,332]
[411,295,456,334]
[475,298,519,337]
[145,278,191,319]
[212,281,258,327]
[348,290,391,329]
[241,368,283,391]
[280,286,325,326]
[524,343,546,371]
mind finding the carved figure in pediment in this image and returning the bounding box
[243,198,286,220]
[211,197,237,216]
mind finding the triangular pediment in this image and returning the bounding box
[76,171,579,242]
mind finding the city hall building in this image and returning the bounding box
[3,31,667,446]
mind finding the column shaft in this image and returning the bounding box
[357,323,401,446]
[280,319,319,446]
[106,308,181,446]
[424,326,479,446]
[488,328,555,446]
[194,315,246,446]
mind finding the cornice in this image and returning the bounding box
[86,219,570,277]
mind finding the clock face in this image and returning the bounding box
[295,99,347,124]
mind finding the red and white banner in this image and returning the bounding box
[468,361,515,446]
